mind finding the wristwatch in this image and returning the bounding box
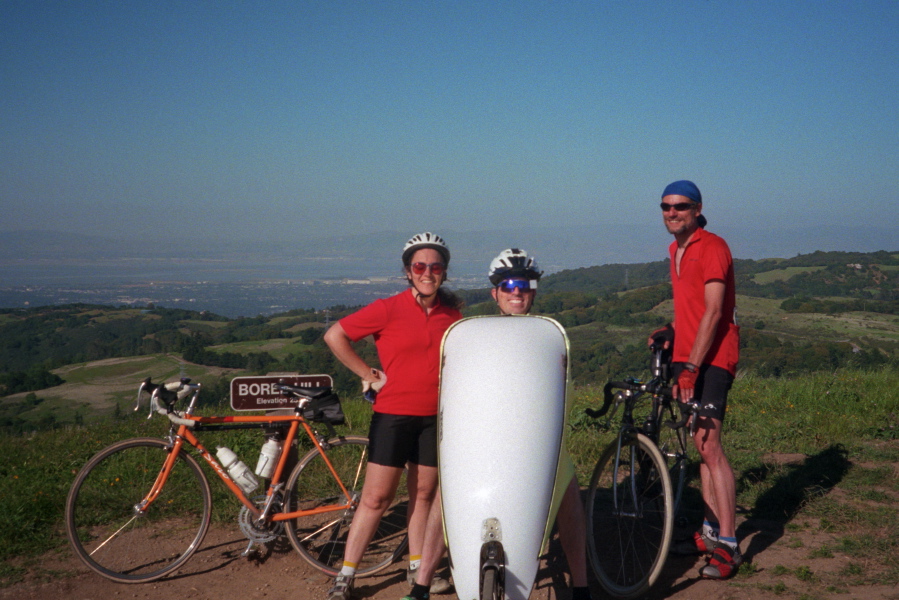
[684,362,698,373]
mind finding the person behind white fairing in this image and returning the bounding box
[406,249,591,600]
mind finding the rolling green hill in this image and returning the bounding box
[1,250,897,433]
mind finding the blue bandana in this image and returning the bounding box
[662,180,702,204]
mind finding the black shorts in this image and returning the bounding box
[671,363,734,421]
[367,413,438,468]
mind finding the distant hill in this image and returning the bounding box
[541,249,899,298]
[2,226,898,281]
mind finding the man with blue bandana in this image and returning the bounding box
[653,180,742,580]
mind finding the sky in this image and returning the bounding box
[2,1,898,263]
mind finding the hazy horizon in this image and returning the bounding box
[1,226,896,287]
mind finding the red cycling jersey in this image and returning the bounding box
[669,228,740,375]
[339,288,462,416]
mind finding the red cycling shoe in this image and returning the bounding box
[699,543,743,579]
[670,531,714,556]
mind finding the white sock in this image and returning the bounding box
[702,520,720,540]
[719,536,738,550]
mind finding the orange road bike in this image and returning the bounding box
[65,378,407,583]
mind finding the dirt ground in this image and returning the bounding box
[3,513,896,600]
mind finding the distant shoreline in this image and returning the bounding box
[0,277,485,319]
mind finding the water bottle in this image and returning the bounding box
[216,446,258,495]
[254,437,282,479]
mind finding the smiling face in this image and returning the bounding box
[491,280,536,315]
[405,248,445,298]
[661,194,702,238]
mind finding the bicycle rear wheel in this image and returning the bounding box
[65,438,212,583]
[655,399,690,517]
[283,435,408,576]
[585,433,674,599]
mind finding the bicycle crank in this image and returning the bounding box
[238,494,285,545]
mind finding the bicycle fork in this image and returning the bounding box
[134,435,186,515]
[611,436,643,520]
[480,540,505,600]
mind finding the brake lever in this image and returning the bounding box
[134,377,157,417]
[666,399,701,435]
[134,379,147,413]
[688,400,702,436]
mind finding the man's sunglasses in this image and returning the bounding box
[497,278,536,293]
[660,201,697,212]
[410,262,446,275]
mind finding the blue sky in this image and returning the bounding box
[2,1,897,260]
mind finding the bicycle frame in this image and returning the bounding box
[136,382,359,524]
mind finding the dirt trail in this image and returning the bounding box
[3,515,894,600]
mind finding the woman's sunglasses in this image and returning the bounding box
[410,262,446,275]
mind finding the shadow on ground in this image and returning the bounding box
[736,443,851,562]
[539,444,852,599]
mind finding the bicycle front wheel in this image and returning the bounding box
[65,438,212,583]
[585,433,674,599]
[481,567,502,600]
[284,435,408,576]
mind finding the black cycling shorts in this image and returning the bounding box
[672,362,734,422]
[367,413,438,468]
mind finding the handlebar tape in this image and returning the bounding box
[584,381,630,418]
[584,380,675,420]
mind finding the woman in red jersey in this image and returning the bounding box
[323,232,463,600]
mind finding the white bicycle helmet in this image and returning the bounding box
[402,232,451,266]
[488,248,543,286]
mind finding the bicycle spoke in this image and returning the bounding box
[297,516,343,543]
[586,434,673,599]
[88,514,140,556]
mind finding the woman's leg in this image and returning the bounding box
[405,463,439,558]
[341,462,404,565]
[414,487,446,586]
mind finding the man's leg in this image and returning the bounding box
[556,477,588,587]
[693,418,735,539]
[693,417,741,579]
